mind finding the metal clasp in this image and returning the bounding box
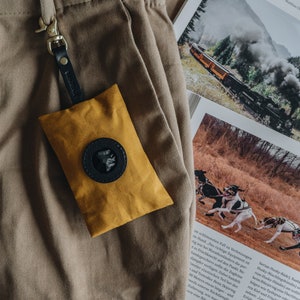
[36,16,68,55]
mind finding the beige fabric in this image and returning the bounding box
[40,0,56,24]
[0,0,194,299]
[166,0,186,20]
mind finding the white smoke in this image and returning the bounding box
[230,25,300,112]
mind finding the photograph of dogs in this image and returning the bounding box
[193,113,300,271]
[255,217,300,256]
[206,184,257,233]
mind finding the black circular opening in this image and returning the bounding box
[82,138,127,183]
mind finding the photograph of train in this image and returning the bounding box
[177,0,300,141]
[193,112,300,272]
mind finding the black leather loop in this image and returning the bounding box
[52,45,84,104]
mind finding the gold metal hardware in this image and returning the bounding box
[59,57,69,65]
[35,16,68,55]
[35,17,48,33]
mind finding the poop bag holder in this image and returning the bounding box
[39,84,173,237]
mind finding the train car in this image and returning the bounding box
[190,43,212,68]
[240,90,292,135]
[189,45,200,59]
[239,91,262,112]
[210,63,229,81]
[223,74,247,94]
[190,43,230,81]
[200,53,214,69]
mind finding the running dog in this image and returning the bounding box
[194,170,225,218]
[279,229,300,256]
[194,170,223,205]
[256,217,300,243]
[207,185,257,233]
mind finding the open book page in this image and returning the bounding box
[174,1,300,299]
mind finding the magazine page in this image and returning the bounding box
[174,0,300,142]
[173,1,300,299]
[188,97,300,300]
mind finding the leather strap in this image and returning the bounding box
[37,0,84,104]
[52,45,84,104]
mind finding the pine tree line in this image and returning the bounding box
[178,0,208,45]
[201,114,300,186]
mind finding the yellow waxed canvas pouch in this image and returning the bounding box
[39,84,173,237]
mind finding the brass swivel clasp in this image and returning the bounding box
[35,16,68,55]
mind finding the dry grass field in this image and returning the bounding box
[193,115,300,271]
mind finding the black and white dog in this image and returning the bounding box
[256,216,300,243]
[194,170,223,205]
[279,229,300,256]
[207,185,257,233]
[194,170,224,217]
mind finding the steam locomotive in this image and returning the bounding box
[190,43,293,135]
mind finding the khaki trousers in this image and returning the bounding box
[0,0,194,299]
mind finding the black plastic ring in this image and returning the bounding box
[82,138,127,183]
